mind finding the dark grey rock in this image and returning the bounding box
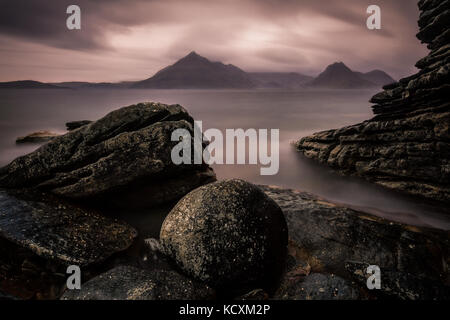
[60,265,215,300]
[261,185,450,300]
[0,102,216,209]
[345,261,450,300]
[0,189,137,266]
[160,179,288,292]
[0,188,137,299]
[16,131,60,144]
[275,273,361,300]
[66,120,92,131]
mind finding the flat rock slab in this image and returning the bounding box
[16,131,60,144]
[61,265,215,300]
[0,189,137,266]
[261,185,450,300]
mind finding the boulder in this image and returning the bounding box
[295,0,450,203]
[0,102,216,209]
[261,185,450,300]
[0,188,137,299]
[60,265,215,300]
[16,131,60,144]
[160,179,288,293]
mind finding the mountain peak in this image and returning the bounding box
[133,51,254,89]
[326,62,352,72]
[187,51,199,57]
[310,62,376,88]
[178,51,208,63]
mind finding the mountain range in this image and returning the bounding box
[0,80,67,89]
[0,52,395,90]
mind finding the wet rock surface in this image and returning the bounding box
[262,185,450,300]
[0,189,137,266]
[0,188,137,299]
[0,102,216,209]
[61,265,215,300]
[160,179,288,293]
[296,0,450,203]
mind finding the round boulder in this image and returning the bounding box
[160,179,288,292]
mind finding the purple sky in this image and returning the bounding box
[0,0,428,82]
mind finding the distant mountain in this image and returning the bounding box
[355,70,395,87]
[309,62,393,89]
[2,58,394,90]
[249,72,313,89]
[0,80,67,89]
[53,81,136,89]
[133,51,255,89]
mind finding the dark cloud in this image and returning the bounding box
[0,0,428,81]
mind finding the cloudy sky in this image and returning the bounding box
[0,0,428,82]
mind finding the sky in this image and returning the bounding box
[0,0,429,82]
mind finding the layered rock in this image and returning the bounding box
[0,102,216,209]
[296,0,450,203]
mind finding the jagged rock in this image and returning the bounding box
[160,179,288,293]
[296,1,450,203]
[0,188,137,299]
[261,185,450,300]
[0,102,216,209]
[60,265,215,300]
[16,131,60,144]
[66,120,92,131]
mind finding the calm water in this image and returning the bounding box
[0,88,449,229]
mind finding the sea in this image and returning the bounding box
[0,88,449,229]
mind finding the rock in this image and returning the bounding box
[345,261,449,300]
[295,1,450,203]
[0,290,17,300]
[160,179,288,293]
[235,289,269,300]
[16,131,60,144]
[0,188,137,299]
[275,273,361,300]
[0,102,216,209]
[274,240,363,300]
[60,265,215,300]
[261,185,450,300]
[66,120,92,131]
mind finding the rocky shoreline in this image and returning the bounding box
[296,0,450,204]
[0,0,449,301]
[0,105,449,299]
